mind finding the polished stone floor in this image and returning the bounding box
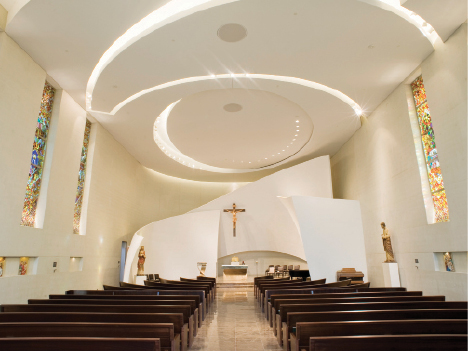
[191,287,283,351]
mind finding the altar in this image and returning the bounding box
[222,264,248,281]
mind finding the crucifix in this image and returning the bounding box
[223,203,245,237]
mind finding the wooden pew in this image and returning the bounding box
[261,281,352,313]
[254,277,290,298]
[278,301,467,349]
[271,295,445,334]
[291,319,467,351]
[0,304,194,349]
[0,337,161,351]
[0,313,186,351]
[99,286,208,319]
[180,278,216,296]
[308,335,467,351]
[144,281,213,303]
[48,294,203,328]
[263,286,408,314]
[284,309,468,351]
[29,299,199,336]
[269,290,423,330]
[0,322,177,351]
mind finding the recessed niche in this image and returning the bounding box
[0,257,37,277]
[69,257,83,272]
[433,252,467,273]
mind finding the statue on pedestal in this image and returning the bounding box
[380,222,395,263]
[137,246,146,276]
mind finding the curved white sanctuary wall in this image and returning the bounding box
[125,156,334,281]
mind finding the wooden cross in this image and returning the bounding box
[223,203,245,237]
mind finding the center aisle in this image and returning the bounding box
[191,285,283,351]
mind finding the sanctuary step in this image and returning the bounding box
[217,282,254,288]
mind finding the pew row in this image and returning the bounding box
[0,337,161,351]
[0,322,177,351]
[290,319,467,351]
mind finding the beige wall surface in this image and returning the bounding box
[331,24,467,300]
[0,32,240,303]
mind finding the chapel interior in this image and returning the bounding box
[0,0,466,350]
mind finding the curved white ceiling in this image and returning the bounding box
[155,89,314,172]
[3,0,465,181]
[84,0,441,111]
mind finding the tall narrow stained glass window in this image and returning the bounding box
[411,76,449,223]
[73,119,92,234]
[20,82,56,227]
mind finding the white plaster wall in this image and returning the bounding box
[128,210,220,281]
[330,24,467,300]
[0,31,241,303]
[292,197,367,283]
[191,156,333,260]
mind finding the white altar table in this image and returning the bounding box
[222,265,248,281]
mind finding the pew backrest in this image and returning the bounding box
[308,335,467,351]
[0,337,161,351]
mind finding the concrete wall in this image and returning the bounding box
[330,24,467,300]
[0,31,240,303]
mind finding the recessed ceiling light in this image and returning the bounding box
[296,120,299,122]
[282,150,285,151]
[218,23,248,42]
[223,103,243,112]
[293,139,296,141]
[296,130,299,132]
[296,126,299,127]
[295,134,298,136]
[265,158,268,159]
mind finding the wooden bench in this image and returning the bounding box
[0,304,194,349]
[48,294,203,328]
[278,301,467,349]
[268,290,423,326]
[0,312,186,351]
[308,334,467,351]
[284,309,468,351]
[271,295,445,333]
[263,286,409,314]
[142,281,213,304]
[0,322,177,351]
[291,319,467,351]
[29,299,199,335]
[180,278,216,295]
[0,337,161,351]
[98,287,208,319]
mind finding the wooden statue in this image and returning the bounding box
[137,246,146,276]
[381,222,395,262]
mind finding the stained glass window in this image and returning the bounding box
[411,76,449,222]
[20,82,55,227]
[73,119,92,234]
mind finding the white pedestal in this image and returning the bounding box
[134,275,146,286]
[382,262,401,287]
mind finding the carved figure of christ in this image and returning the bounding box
[223,203,245,237]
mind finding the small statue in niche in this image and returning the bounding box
[137,246,146,276]
[380,222,395,263]
[443,252,455,272]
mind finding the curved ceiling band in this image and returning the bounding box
[99,73,362,116]
[85,0,441,111]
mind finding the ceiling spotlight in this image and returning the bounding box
[277,153,280,154]
[296,126,299,127]
[295,134,298,136]
[296,120,299,122]
[210,74,216,78]
[293,139,296,141]
[249,161,251,163]
[282,150,285,151]
[230,73,235,78]
[265,158,268,159]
